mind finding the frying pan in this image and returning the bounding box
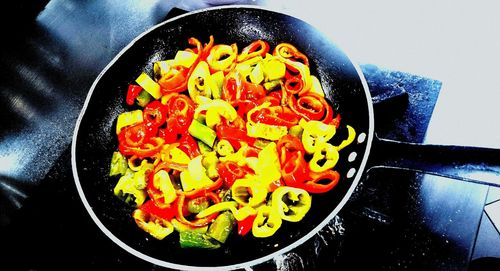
[71,5,500,270]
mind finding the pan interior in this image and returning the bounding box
[72,6,373,270]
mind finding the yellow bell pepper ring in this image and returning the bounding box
[336,125,356,151]
[215,139,235,157]
[300,119,336,154]
[153,170,177,205]
[231,178,268,207]
[271,186,312,222]
[181,155,214,192]
[206,44,238,72]
[113,169,147,207]
[132,209,174,240]
[252,205,282,238]
[188,61,216,100]
[195,99,238,129]
[309,143,339,172]
[196,201,238,218]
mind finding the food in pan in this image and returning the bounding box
[109,35,356,249]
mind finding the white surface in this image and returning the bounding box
[259,0,500,148]
[485,200,500,234]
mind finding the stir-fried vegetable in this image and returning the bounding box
[108,36,356,249]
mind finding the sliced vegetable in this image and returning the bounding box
[136,72,161,99]
[188,120,217,148]
[252,205,282,238]
[271,186,311,222]
[309,143,339,172]
[109,151,128,176]
[179,231,220,249]
[116,110,143,135]
[111,37,356,248]
[300,119,336,154]
[132,208,174,240]
[113,169,147,207]
[207,211,235,243]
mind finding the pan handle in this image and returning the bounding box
[368,136,500,187]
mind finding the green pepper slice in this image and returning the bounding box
[179,231,221,249]
[109,151,128,176]
[207,211,235,243]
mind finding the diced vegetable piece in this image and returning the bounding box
[180,156,214,192]
[188,120,217,147]
[211,70,224,99]
[263,80,281,91]
[263,59,286,81]
[179,231,221,249]
[116,110,143,134]
[136,72,161,99]
[249,62,264,84]
[153,60,174,78]
[153,170,177,204]
[188,197,210,214]
[308,75,324,97]
[207,211,235,243]
[109,151,128,176]
[173,50,198,68]
[136,90,153,107]
[113,169,147,207]
[246,122,288,141]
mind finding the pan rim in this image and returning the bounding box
[71,4,375,270]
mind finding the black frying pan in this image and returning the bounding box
[71,5,500,270]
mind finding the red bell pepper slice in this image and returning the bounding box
[284,76,304,95]
[288,94,324,121]
[176,192,220,227]
[126,84,143,106]
[139,199,177,221]
[143,100,168,128]
[158,66,188,93]
[237,40,270,62]
[240,80,266,101]
[221,71,242,106]
[273,42,309,66]
[165,93,196,133]
[237,214,257,236]
[158,125,178,143]
[217,161,253,189]
[216,125,255,150]
[303,170,340,193]
[236,100,258,119]
[118,122,157,148]
[163,37,203,93]
[119,137,164,158]
[201,35,214,61]
[177,133,201,159]
[276,134,305,165]
[248,106,300,128]
[280,151,310,188]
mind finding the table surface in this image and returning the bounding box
[1,0,499,270]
